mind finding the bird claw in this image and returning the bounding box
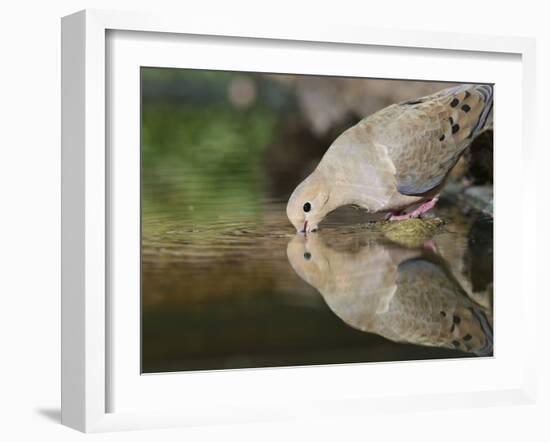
[388,197,439,221]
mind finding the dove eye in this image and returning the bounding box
[303,252,312,260]
[303,202,311,212]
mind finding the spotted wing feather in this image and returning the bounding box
[391,258,493,355]
[368,84,493,196]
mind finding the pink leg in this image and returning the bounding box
[388,197,439,221]
[422,239,438,254]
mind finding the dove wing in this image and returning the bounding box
[370,84,493,196]
[394,258,493,355]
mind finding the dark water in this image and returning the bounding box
[141,68,493,374]
[141,186,493,373]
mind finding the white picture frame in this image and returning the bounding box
[61,9,537,433]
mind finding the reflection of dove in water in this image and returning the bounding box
[287,235,493,356]
[287,84,493,233]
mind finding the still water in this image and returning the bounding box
[141,68,493,373]
[142,184,493,373]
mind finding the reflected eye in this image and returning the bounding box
[303,252,312,260]
[303,202,311,213]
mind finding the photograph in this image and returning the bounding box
[140,68,494,374]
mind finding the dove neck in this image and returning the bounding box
[321,179,363,213]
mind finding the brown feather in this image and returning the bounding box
[363,84,493,196]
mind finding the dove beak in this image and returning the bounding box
[298,220,319,234]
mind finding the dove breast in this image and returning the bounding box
[317,124,409,212]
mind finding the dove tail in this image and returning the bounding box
[437,83,494,145]
[470,84,493,136]
[470,306,494,357]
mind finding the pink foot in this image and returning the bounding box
[422,239,438,254]
[388,197,439,221]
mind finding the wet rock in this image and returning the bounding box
[463,186,493,216]
[441,183,493,218]
[382,218,444,248]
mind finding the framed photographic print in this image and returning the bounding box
[61,9,537,432]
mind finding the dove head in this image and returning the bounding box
[286,235,330,289]
[286,171,331,234]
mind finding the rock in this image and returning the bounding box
[382,218,444,248]
[463,186,493,216]
[441,183,493,217]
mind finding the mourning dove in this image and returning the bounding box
[287,235,493,356]
[287,84,493,233]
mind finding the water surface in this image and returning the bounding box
[142,186,493,373]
